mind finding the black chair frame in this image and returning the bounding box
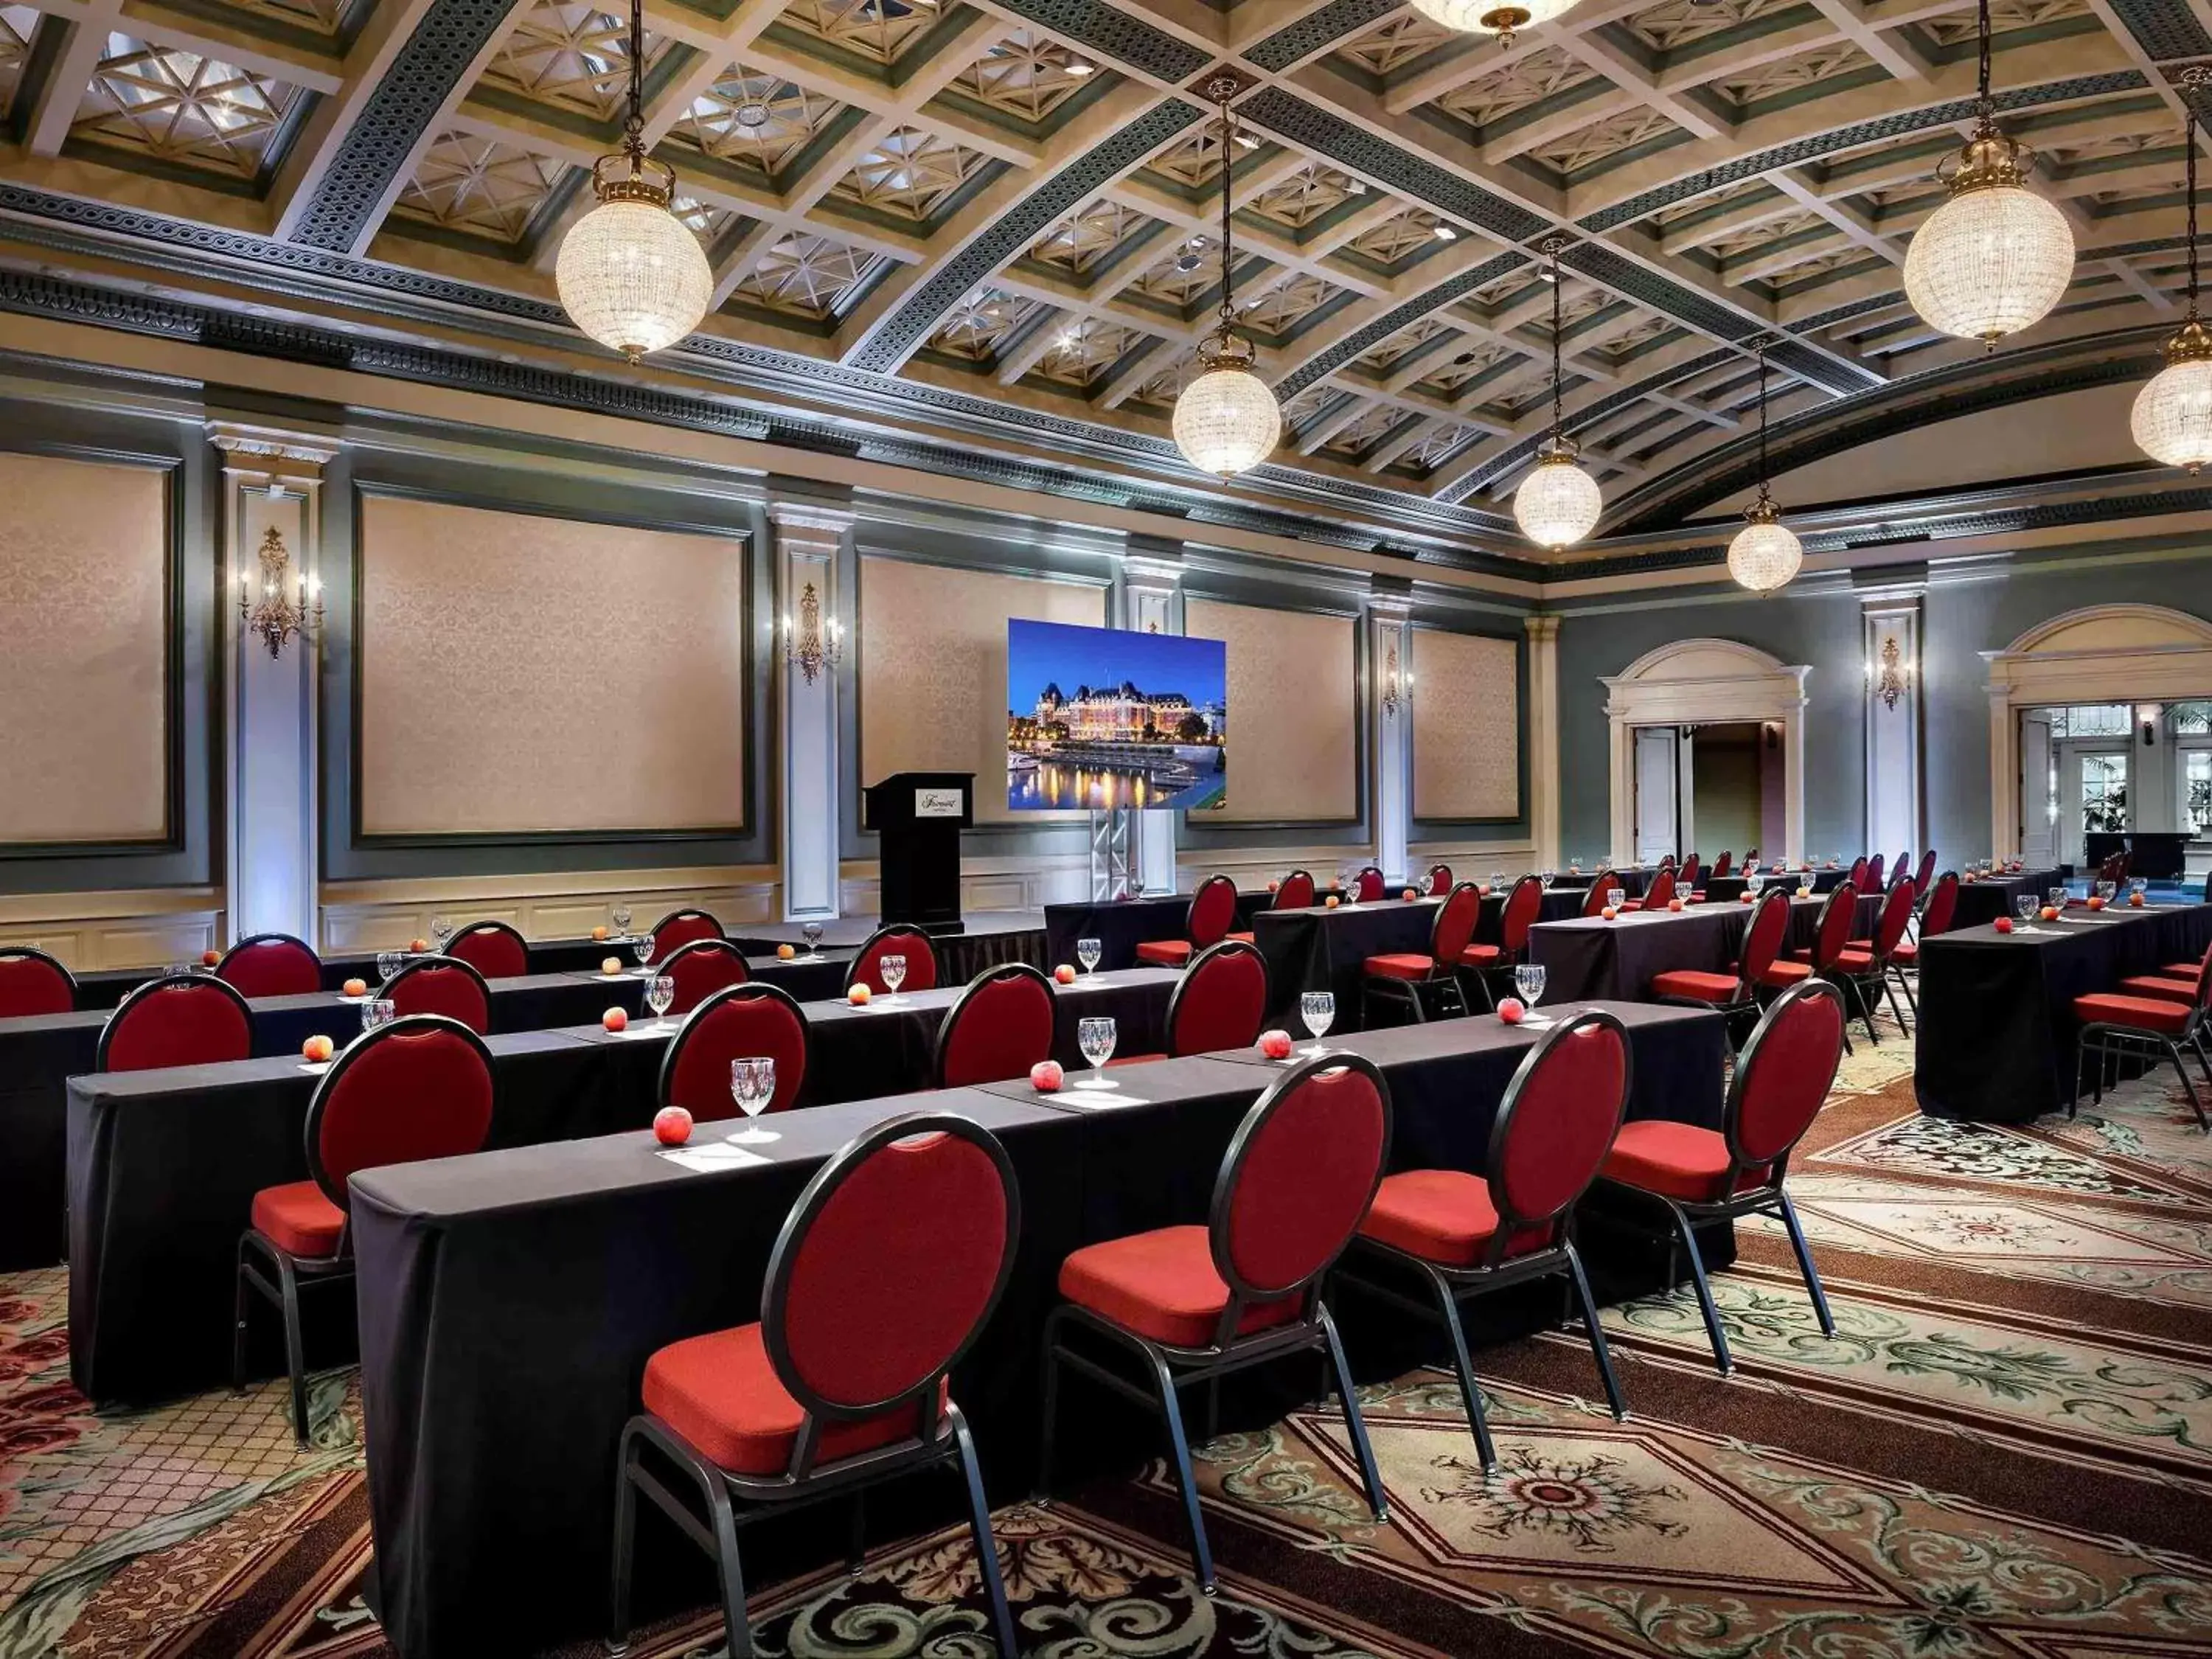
[656,981,810,1112]
[1652,886,1793,1051]
[1335,1010,1632,1471]
[0,944,77,1010]
[1459,873,1545,1013]
[932,961,1056,1088]
[844,923,939,995]
[98,970,254,1071]
[1833,883,1917,1040]
[1596,981,1844,1376]
[234,1014,495,1443]
[2073,956,2212,1133]
[1799,885,1877,1054]
[1163,939,1268,1057]
[610,1112,1023,1659]
[1363,882,1480,1027]
[1037,1051,1391,1593]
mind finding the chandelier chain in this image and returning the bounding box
[2188,69,2205,317]
[1756,347,1770,502]
[623,0,644,159]
[1975,0,1992,120]
[1545,236,1566,445]
[1217,87,1237,327]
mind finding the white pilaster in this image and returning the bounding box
[1863,596,1924,858]
[209,420,339,946]
[771,503,852,921]
[1120,550,1183,896]
[1371,597,1412,886]
[1524,613,1561,869]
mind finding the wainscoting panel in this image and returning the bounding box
[319,866,780,953]
[0,889,221,970]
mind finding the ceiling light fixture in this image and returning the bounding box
[1172,77,1281,479]
[1902,0,2073,344]
[2133,67,2212,473]
[1408,0,1582,49]
[1513,237,1601,550]
[1433,223,1458,240]
[733,97,772,129]
[1064,58,1093,75]
[554,0,712,364]
[1727,349,1804,594]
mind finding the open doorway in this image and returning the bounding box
[2020,700,2212,878]
[1630,722,1784,866]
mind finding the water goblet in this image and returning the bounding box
[1540,871,1555,890]
[611,904,633,938]
[2096,880,2117,905]
[1513,963,1547,1016]
[1489,871,1506,893]
[1298,990,1334,1057]
[1074,1015,1118,1088]
[376,950,403,985]
[644,974,675,1027]
[1077,936,1102,975]
[801,922,824,956]
[2130,877,2149,901]
[361,998,396,1035]
[429,916,453,953]
[2015,894,2038,925]
[726,1057,779,1144]
[633,935,655,973]
[1747,874,1764,897]
[2047,887,2067,911]
[1606,886,1626,911]
[881,954,907,998]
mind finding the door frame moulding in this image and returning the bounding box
[1600,639,1809,869]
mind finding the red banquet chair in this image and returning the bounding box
[1340,1009,1632,1466]
[1580,870,1621,917]
[1363,880,1484,1024]
[660,937,751,1015]
[1677,853,1702,894]
[99,973,254,1071]
[846,924,938,995]
[381,954,493,1034]
[1708,851,1734,881]
[611,1113,1023,1659]
[1273,869,1317,911]
[1829,878,1917,1039]
[2074,951,2212,1132]
[1353,865,1387,903]
[1114,940,1270,1065]
[648,909,725,965]
[0,946,75,1017]
[217,933,323,999]
[1039,1052,1391,1591]
[1599,980,1847,1374]
[234,1014,495,1441]
[1458,873,1543,1009]
[1426,863,1453,896]
[1621,863,1676,912]
[1888,872,1958,1021]
[1865,853,1888,893]
[935,963,1057,1088]
[444,919,528,980]
[1914,848,1938,894]
[1650,886,1795,1048]
[661,983,809,1119]
[1847,855,1870,893]
[1891,852,1913,890]
[1787,883,1874,1051]
[2116,939,2211,1004]
[1135,874,1238,968]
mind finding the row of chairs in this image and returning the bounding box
[611,978,1851,1659]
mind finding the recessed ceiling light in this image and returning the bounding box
[1433,223,1457,240]
[1175,251,1203,272]
[1064,59,1093,74]
[733,99,771,129]
[1234,131,1259,151]
[1346,178,1366,195]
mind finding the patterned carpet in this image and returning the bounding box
[7,1004,2212,1658]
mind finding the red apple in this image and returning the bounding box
[341,977,368,998]
[201,949,220,967]
[1054,964,1077,984]
[1259,1029,1293,1060]
[2130,891,2146,907]
[2039,905,2060,922]
[848,984,871,1005]
[2087,895,2104,911]
[1402,887,1419,901]
[1267,879,1280,894]
[776,943,796,960]
[1601,905,1618,920]
[591,925,609,941]
[1497,998,1525,1023]
[1994,917,2014,933]
[602,956,623,975]
[602,1007,628,1032]
[1666,898,1684,913]
[1325,895,1340,909]
[1030,1060,1063,1092]
[653,1105,692,1146]
[302,1034,335,1062]
[1739,892,1755,904]
[411,937,429,953]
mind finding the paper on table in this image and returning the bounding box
[297,1061,333,1074]
[657,1142,770,1172]
[1060,1093,1146,1108]
[609,1023,672,1040]
[1519,1016,1557,1029]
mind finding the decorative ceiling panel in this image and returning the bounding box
[1331,11,1455,77]
[674,67,841,175]
[1028,195,1155,274]
[1029,316,1142,384]
[947,28,1101,123]
[479,0,667,124]
[392,129,568,241]
[830,124,989,220]
[0,5,38,120]
[72,35,306,181]
[730,229,881,318]
[928,286,1040,358]
[779,0,943,66]
[1247,162,1366,229]
[1431,47,1596,132]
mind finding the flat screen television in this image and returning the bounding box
[1006,619,1226,813]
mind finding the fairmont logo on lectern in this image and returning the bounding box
[914,788,964,818]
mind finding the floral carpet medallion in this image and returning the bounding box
[1812,1113,2199,1205]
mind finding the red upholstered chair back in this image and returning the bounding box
[0,947,74,1017]
[383,956,492,1034]
[847,925,938,995]
[1499,874,1545,956]
[1709,851,1733,880]
[1426,863,1453,897]
[1739,888,1792,984]
[1810,884,1857,970]
[1582,872,1618,917]
[1657,854,1677,872]
[1166,941,1269,1056]
[306,1015,495,1214]
[1275,870,1315,910]
[217,933,322,999]
[1847,855,1869,892]
[762,1113,1016,1451]
[98,974,253,1072]
[1865,853,1888,892]
[1486,1010,1630,1249]
[649,910,723,964]
[1354,866,1385,902]
[661,984,808,1119]
[1429,882,1484,967]
[445,921,528,980]
[1915,849,1938,893]
[1188,874,1239,948]
[1643,866,1677,908]
[935,963,1056,1088]
[1728,980,1845,1172]
[1211,1053,1390,1312]
[1872,879,1916,959]
[1892,852,1912,888]
[661,938,750,1015]
[1678,854,1701,891]
[1921,872,1959,937]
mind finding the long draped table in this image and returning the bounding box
[64,969,1178,1403]
[350,999,1728,1659]
[1948,868,2069,930]
[1914,902,2212,1122]
[1525,894,1879,1001]
[1041,891,1273,971]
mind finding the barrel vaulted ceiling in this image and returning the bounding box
[0,0,2206,577]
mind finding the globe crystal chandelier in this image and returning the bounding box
[2132,67,2212,473]
[1902,0,2073,345]
[554,0,712,364]
[1172,77,1281,478]
[1728,350,1804,594]
[1513,239,1602,551]
[1408,0,1581,48]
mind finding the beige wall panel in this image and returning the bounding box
[857,556,1103,825]
[1413,628,1520,821]
[0,453,168,844]
[1184,599,1357,824]
[358,495,746,836]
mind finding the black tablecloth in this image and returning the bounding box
[1250,898,1440,1025]
[350,1001,1726,1659]
[727,915,1045,982]
[1914,902,2212,1122]
[1553,868,1650,898]
[1528,907,1752,1001]
[63,969,1176,1403]
[1474,886,1586,942]
[1948,869,2069,930]
[1041,891,1272,972]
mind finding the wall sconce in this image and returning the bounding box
[2140,703,2160,746]
[781,580,844,685]
[1381,641,1412,717]
[238,526,321,657]
[1867,636,1909,710]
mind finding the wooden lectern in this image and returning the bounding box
[863,771,973,929]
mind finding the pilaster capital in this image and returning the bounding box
[1524,613,1562,644]
[205,419,341,489]
[768,501,852,556]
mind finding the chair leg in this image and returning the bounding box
[231,1237,253,1391]
[1663,1203,1733,1377]
[1882,973,1912,1036]
[1846,975,1880,1047]
[846,1489,867,1576]
[1896,966,1919,1023]
[2072,1035,2088,1121]
[2167,1040,2210,1132]
[1430,1271,1497,1472]
[1774,1192,1836,1338]
[608,1426,641,1655]
[1144,1348,1215,1593]
[274,1253,310,1446]
[947,1406,1021,1658]
[1034,1312,1065,1500]
[1317,1304,1388,1523]
[702,1472,754,1658]
[1565,1245,1627,1422]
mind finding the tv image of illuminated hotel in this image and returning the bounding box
[1006,622,1227,813]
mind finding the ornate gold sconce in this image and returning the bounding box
[781,580,844,685]
[238,526,322,657]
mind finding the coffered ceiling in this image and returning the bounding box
[0,0,2205,574]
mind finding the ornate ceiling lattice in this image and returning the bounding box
[949,29,1099,123]
[1029,197,1153,273]
[73,36,303,179]
[731,229,880,318]
[675,68,840,174]
[0,6,37,119]
[779,0,942,64]
[1433,48,1596,133]
[479,0,667,123]
[832,124,988,220]
[929,288,1040,358]
[392,130,569,241]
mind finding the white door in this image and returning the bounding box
[1633,727,1678,865]
[2020,712,2056,867]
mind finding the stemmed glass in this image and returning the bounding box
[633,935,655,973]
[2096,880,2117,905]
[361,998,396,1034]
[376,950,403,985]
[644,974,675,1028]
[1606,885,1626,911]
[880,954,907,1000]
[2047,886,2067,911]
[801,922,824,956]
[429,917,453,953]
[1540,871,1555,891]
[1298,991,1335,1057]
[1513,963,1547,1020]
[2130,877,2149,902]
[2015,894,2039,927]
[1074,1016,1118,1088]
[1077,936,1102,975]
[1489,871,1506,892]
[726,1057,779,1144]
[611,904,633,939]
[1339,867,1358,904]
[1746,874,1764,897]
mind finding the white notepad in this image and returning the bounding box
[657,1143,770,1172]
